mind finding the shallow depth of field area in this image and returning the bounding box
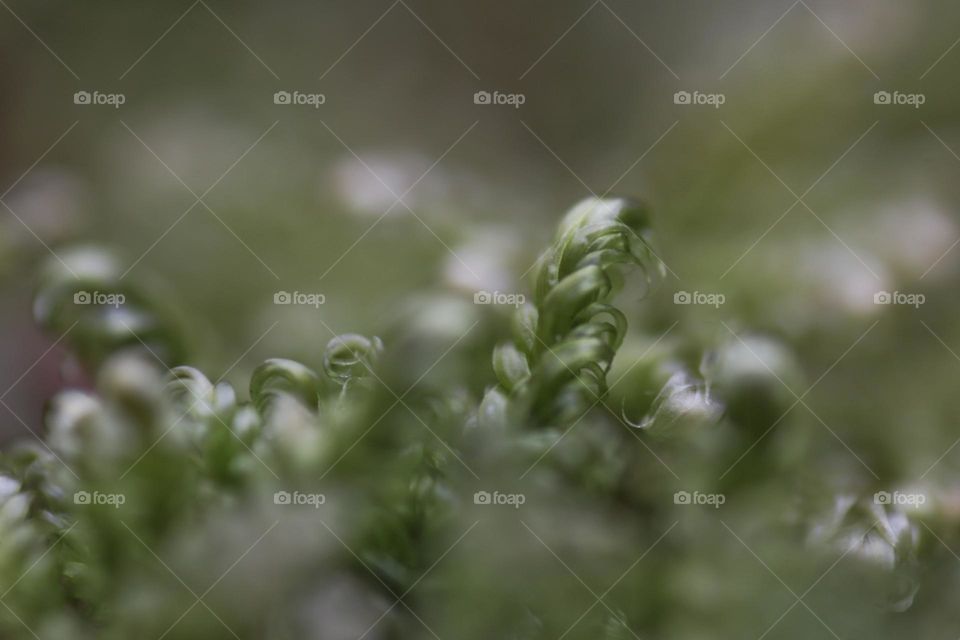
[2,2,960,639]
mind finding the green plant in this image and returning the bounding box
[0,198,927,639]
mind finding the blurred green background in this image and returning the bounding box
[3,1,960,637]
